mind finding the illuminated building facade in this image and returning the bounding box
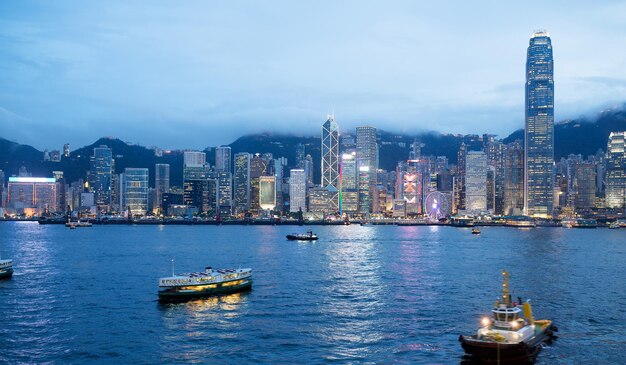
[525,30,554,217]
[217,171,233,216]
[465,151,487,213]
[356,126,377,212]
[234,153,251,214]
[155,163,170,212]
[322,114,340,211]
[7,177,57,215]
[289,169,306,213]
[503,140,525,215]
[606,132,626,208]
[340,152,357,214]
[121,168,149,216]
[358,166,371,214]
[89,145,114,206]
[215,146,232,173]
[259,176,276,211]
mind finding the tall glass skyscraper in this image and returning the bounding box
[89,145,113,206]
[155,164,170,212]
[121,168,149,216]
[215,146,232,173]
[605,132,626,208]
[321,114,339,211]
[356,126,377,213]
[524,30,554,217]
[233,152,251,214]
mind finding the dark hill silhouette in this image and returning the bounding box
[2,104,625,186]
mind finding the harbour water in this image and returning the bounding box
[0,222,624,364]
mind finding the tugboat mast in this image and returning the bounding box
[502,269,510,307]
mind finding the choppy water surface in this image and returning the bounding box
[0,223,624,364]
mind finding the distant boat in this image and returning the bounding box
[0,258,13,280]
[608,221,620,229]
[472,228,481,235]
[158,263,252,302]
[286,230,318,241]
[65,220,92,228]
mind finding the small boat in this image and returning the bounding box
[608,221,620,229]
[158,262,252,302]
[0,258,13,280]
[472,228,481,235]
[286,230,318,241]
[459,270,557,363]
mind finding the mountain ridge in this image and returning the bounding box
[2,104,625,186]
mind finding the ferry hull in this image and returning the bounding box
[0,268,14,280]
[459,325,556,363]
[158,279,252,302]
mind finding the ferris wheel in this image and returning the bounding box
[425,191,450,220]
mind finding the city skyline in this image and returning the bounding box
[2,2,626,150]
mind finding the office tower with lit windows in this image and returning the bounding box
[465,151,487,213]
[155,164,170,212]
[356,126,377,212]
[503,140,525,215]
[606,132,626,208]
[183,151,210,181]
[289,169,306,213]
[455,142,467,212]
[233,153,251,214]
[525,30,555,217]
[215,146,232,173]
[321,114,340,211]
[340,152,358,214]
[121,168,149,216]
[63,143,70,158]
[7,177,57,215]
[249,154,269,213]
[259,176,276,211]
[217,171,233,216]
[89,145,114,207]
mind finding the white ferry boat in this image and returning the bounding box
[158,264,252,302]
[0,258,13,279]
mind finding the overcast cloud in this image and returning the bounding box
[1,1,626,150]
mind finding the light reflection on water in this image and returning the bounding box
[0,223,624,364]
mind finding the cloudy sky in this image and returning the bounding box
[1,1,626,150]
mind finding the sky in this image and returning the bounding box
[1,1,626,150]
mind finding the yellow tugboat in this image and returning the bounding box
[459,270,557,363]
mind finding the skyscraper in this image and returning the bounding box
[217,171,233,216]
[249,154,268,213]
[321,114,340,211]
[465,151,487,213]
[525,30,555,217]
[340,152,358,215]
[183,151,210,181]
[234,153,251,214]
[121,168,149,216]
[89,145,114,207]
[356,126,377,212]
[215,146,232,173]
[606,132,626,208]
[155,164,170,212]
[289,169,306,213]
[503,140,525,215]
